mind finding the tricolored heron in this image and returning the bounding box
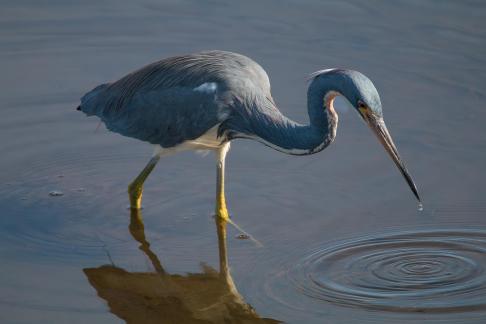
[78,50,420,219]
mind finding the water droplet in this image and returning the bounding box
[236,233,250,240]
[418,202,424,212]
[49,190,64,197]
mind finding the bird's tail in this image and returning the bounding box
[77,83,110,116]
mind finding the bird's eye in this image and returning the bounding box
[358,101,367,110]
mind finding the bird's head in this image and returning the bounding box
[311,69,420,202]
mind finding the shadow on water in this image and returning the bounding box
[83,209,280,324]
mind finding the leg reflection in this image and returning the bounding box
[129,208,166,275]
[83,208,280,323]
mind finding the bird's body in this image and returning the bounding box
[79,50,420,214]
[80,51,335,155]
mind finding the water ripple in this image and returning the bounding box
[285,230,486,313]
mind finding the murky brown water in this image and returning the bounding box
[1,1,486,323]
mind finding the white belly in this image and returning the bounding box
[153,124,225,157]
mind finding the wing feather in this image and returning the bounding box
[79,50,273,147]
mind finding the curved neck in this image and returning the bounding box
[258,103,337,156]
[226,76,342,155]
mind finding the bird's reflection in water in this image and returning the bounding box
[84,209,280,324]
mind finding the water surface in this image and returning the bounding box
[1,1,486,323]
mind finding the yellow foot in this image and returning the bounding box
[128,184,143,209]
[216,207,230,221]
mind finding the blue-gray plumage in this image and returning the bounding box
[78,50,420,214]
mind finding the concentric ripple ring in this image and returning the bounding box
[287,230,486,312]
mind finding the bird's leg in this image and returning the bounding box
[128,155,160,209]
[216,143,231,220]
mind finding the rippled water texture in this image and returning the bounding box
[1,1,486,323]
[288,230,486,313]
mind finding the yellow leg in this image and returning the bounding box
[128,155,160,209]
[216,143,231,220]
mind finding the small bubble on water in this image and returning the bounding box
[49,190,64,197]
[236,233,250,240]
[418,202,424,212]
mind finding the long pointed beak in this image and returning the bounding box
[363,114,421,202]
